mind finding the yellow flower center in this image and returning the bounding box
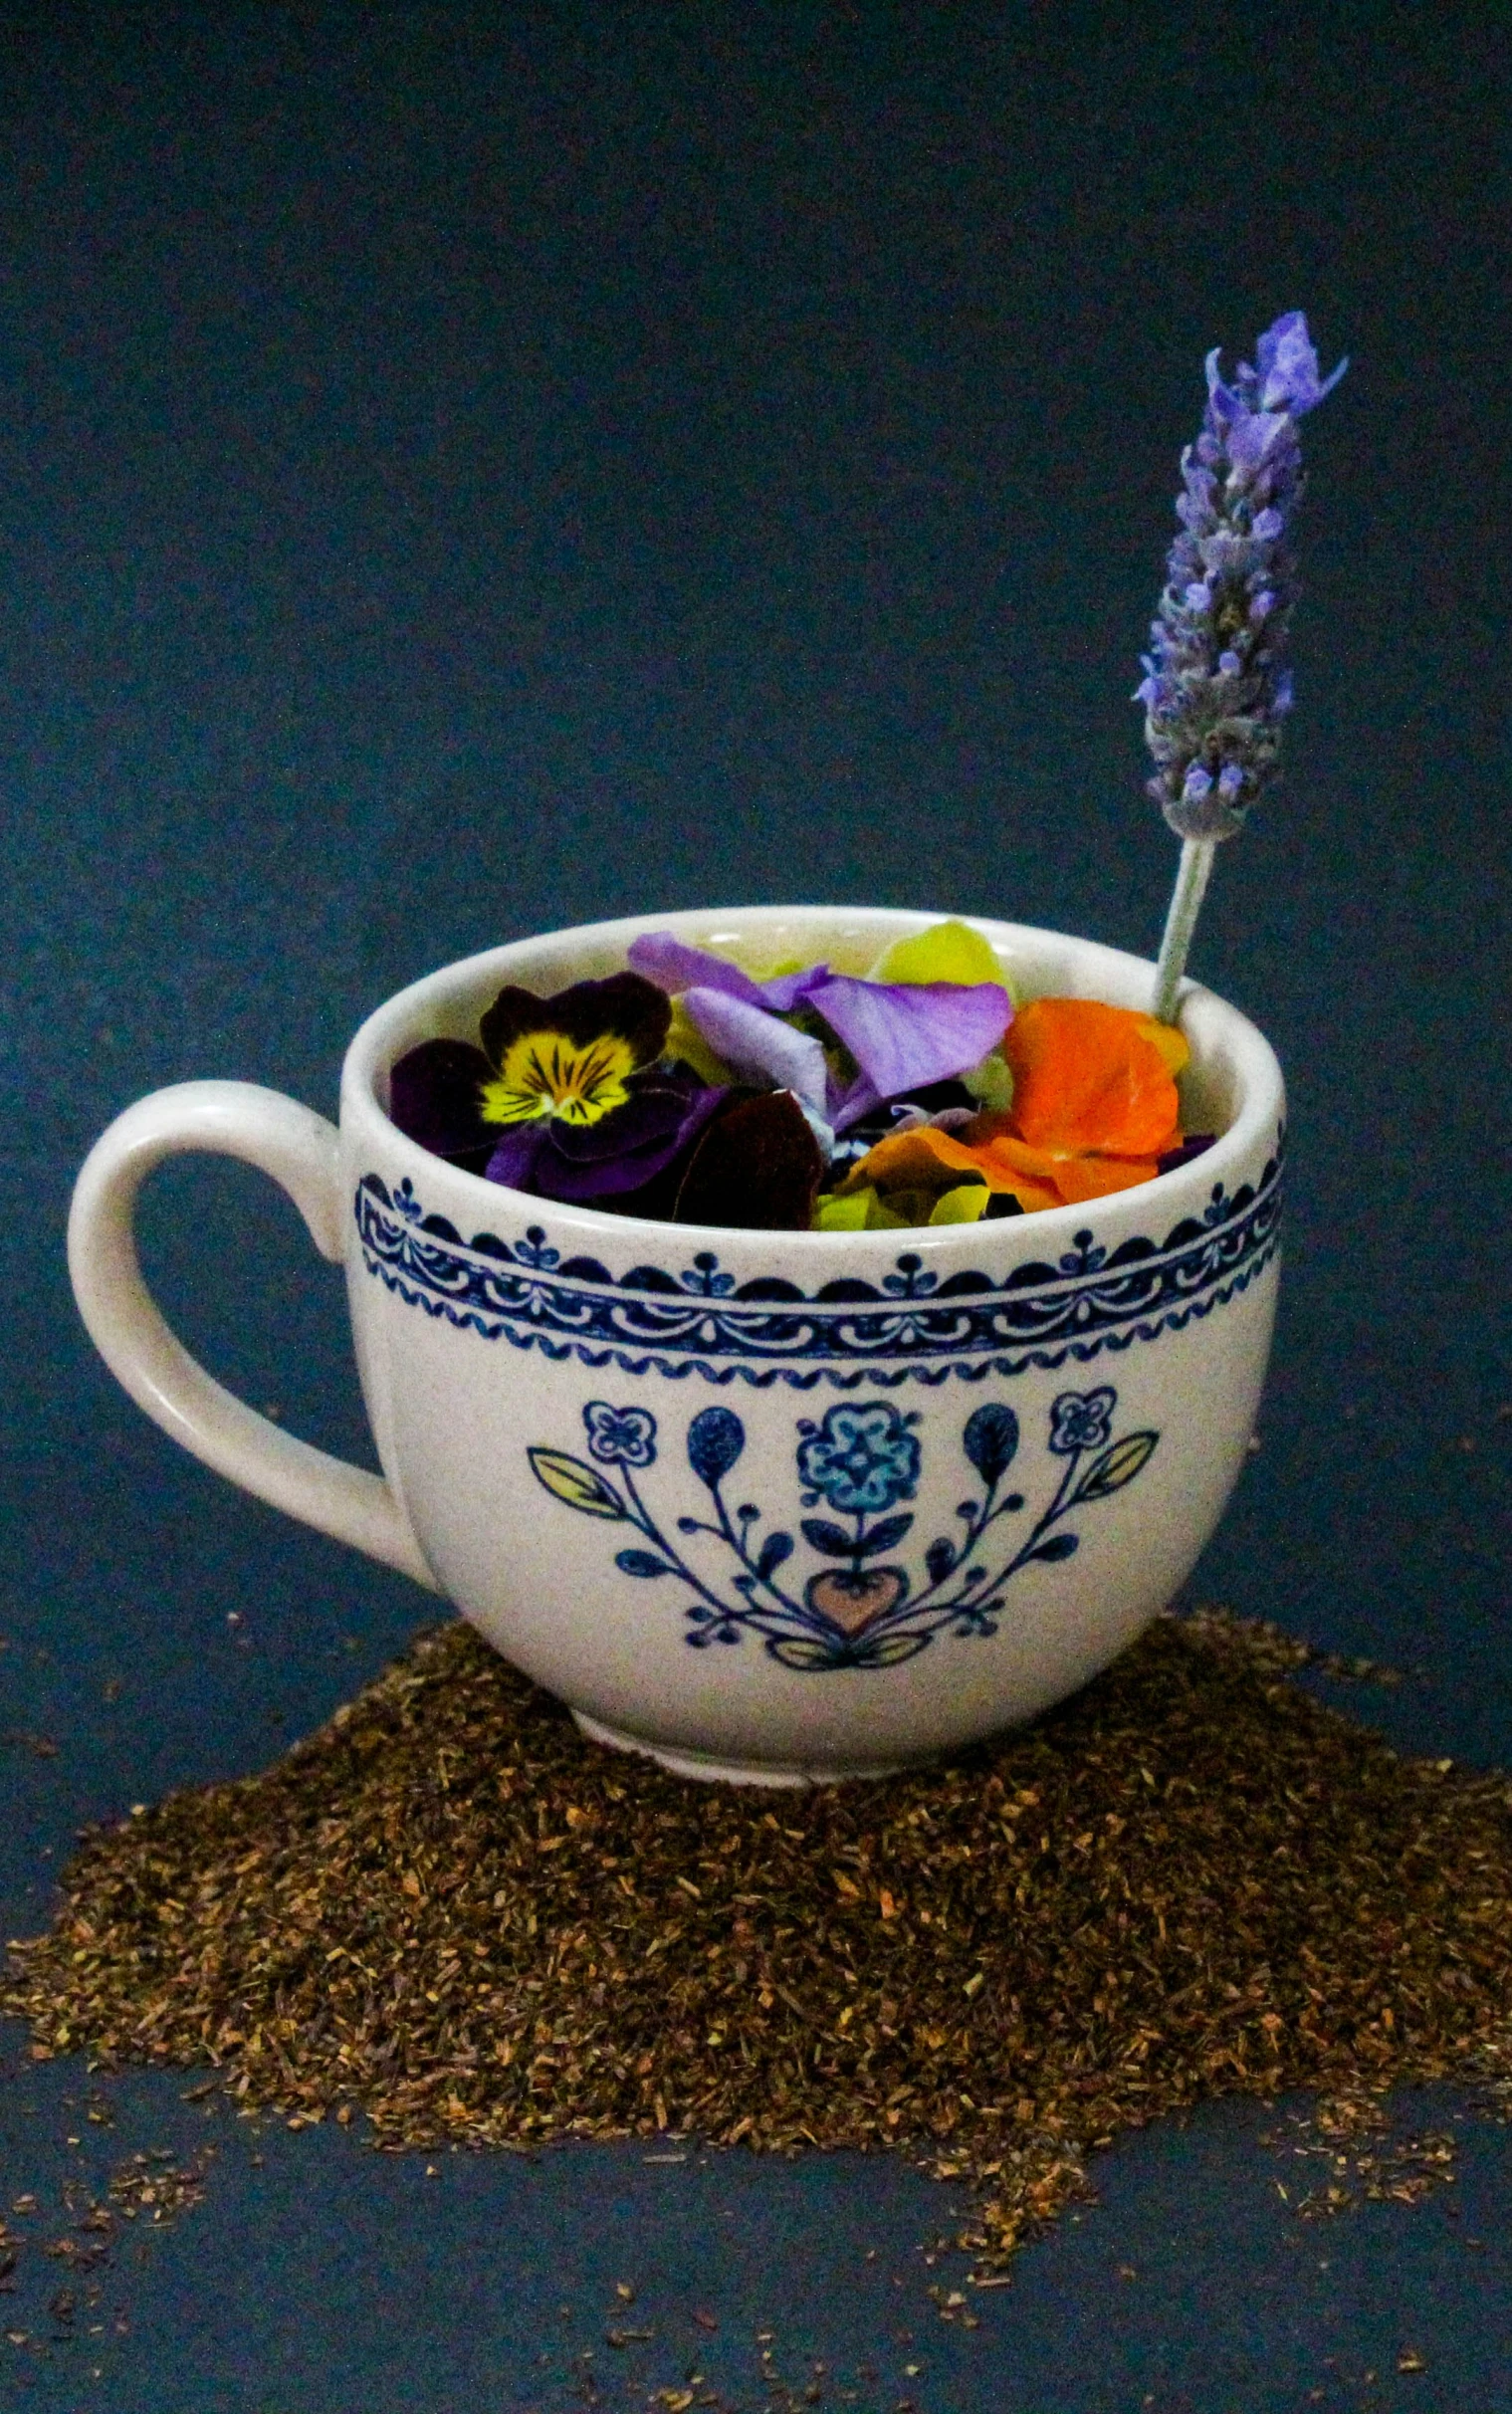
[481,1030,637,1128]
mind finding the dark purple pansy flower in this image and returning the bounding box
[385,966,824,1224]
[388,971,730,1205]
[484,1062,732,1202]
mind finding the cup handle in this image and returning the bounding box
[68,1080,439,1591]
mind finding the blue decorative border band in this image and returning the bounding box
[353,1149,1282,1389]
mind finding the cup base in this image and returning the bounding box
[571,1710,916,1789]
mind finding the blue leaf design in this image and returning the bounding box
[926,1537,957,1584]
[756,1531,794,1580]
[964,1403,1019,1485]
[615,1549,673,1578]
[854,1511,915,1559]
[800,1517,855,1558]
[1026,1532,1079,1564]
[687,1406,746,1487]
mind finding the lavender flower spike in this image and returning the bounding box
[1139,312,1346,1022]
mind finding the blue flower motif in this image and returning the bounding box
[680,1251,737,1297]
[796,1403,922,1514]
[515,1225,561,1270]
[1059,1230,1106,1276]
[582,1401,658,1467]
[1048,1388,1117,1456]
[881,1253,939,1300]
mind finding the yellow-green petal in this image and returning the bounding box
[961,1050,1014,1112]
[865,917,1017,997]
[811,1186,913,1232]
[929,1182,991,1224]
[813,1189,873,1231]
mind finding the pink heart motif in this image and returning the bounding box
[805,1567,907,1636]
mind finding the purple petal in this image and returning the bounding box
[1255,312,1347,415]
[831,1069,883,1132]
[1226,410,1292,475]
[803,977,1012,1104]
[540,1075,701,1166]
[759,965,831,1011]
[625,930,835,1017]
[1203,347,1240,417]
[486,1076,732,1202]
[483,1121,553,1193]
[679,988,831,1118]
[625,932,768,1007]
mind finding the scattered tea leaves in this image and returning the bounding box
[6,1609,1512,2269]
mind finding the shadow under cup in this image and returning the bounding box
[342,907,1284,1786]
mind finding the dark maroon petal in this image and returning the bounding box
[478,972,670,1071]
[672,1090,824,1230]
[388,1039,497,1167]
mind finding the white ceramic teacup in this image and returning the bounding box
[69,906,1283,1785]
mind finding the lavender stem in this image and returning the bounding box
[1134,315,1345,1017]
[1152,837,1216,1025]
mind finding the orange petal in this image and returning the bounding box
[838,1121,1057,1212]
[1003,997,1183,1159]
[834,1125,981,1196]
[977,1131,1163,1207]
[1038,1154,1163,1206]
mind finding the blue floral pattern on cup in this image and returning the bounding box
[1048,1387,1116,1455]
[796,1404,922,1516]
[583,1403,658,1467]
[529,1387,1159,1672]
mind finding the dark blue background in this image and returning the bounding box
[3,7,1509,2407]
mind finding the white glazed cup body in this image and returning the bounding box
[71,907,1283,1784]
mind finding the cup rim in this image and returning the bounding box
[340,904,1284,1254]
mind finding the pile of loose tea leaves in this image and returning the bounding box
[7,1609,1512,2267]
